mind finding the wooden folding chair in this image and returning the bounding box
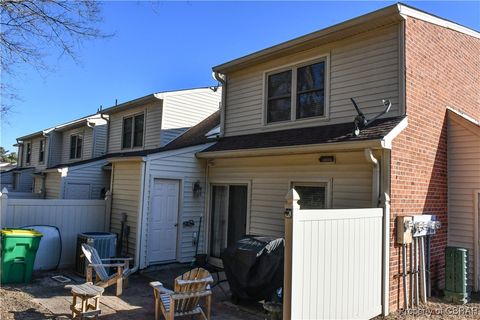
[81,243,132,296]
[150,267,214,320]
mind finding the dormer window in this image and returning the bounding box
[70,134,83,159]
[122,113,144,149]
[265,56,329,124]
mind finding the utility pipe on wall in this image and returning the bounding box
[364,148,380,207]
[213,72,226,138]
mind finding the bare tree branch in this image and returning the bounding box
[0,0,111,117]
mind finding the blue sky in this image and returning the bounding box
[2,1,479,150]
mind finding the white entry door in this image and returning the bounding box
[148,179,180,263]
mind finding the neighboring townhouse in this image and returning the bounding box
[10,114,110,199]
[189,3,479,316]
[8,129,48,192]
[446,108,480,292]
[104,87,220,264]
[39,114,109,199]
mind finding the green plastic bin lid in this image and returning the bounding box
[0,228,43,237]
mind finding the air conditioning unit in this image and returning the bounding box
[75,232,117,276]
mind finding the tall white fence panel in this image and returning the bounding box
[0,189,109,267]
[284,189,383,320]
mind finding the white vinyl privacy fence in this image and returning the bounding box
[0,189,111,267]
[284,189,383,320]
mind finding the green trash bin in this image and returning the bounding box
[1,228,43,284]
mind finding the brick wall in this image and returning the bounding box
[389,18,480,312]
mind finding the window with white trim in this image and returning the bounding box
[266,58,327,124]
[25,142,31,164]
[122,113,144,149]
[293,182,328,209]
[38,139,45,163]
[70,134,83,159]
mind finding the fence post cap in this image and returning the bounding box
[285,188,300,201]
[285,188,300,212]
[1,187,9,195]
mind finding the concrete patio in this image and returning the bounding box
[0,265,267,320]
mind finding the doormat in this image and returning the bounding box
[51,275,71,283]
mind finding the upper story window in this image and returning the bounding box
[38,139,45,163]
[122,113,144,149]
[25,142,31,164]
[70,134,83,159]
[265,57,328,124]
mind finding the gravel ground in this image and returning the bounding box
[0,286,56,320]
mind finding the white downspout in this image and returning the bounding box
[213,72,226,137]
[203,159,212,255]
[365,148,380,207]
[87,121,96,158]
[132,159,147,273]
[365,148,390,315]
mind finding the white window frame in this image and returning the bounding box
[121,112,145,149]
[206,180,252,267]
[263,53,330,127]
[38,139,45,164]
[25,142,32,164]
[69,134,83,159]
[290,179,332,209]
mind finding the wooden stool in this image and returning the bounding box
[67,282,104,319]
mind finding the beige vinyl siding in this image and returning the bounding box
[160,89,220,146]
[33,176,43,193]
[110,161,142,258]
[207,151,374,236]
[447,118,480,288]
[60,127,94,164]
[224,24,400,137]
[140,144,211,266]
[107,101,163,153]
[45,172,62,199]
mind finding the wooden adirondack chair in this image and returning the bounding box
[81,243,132,296]
[150,268,214,320]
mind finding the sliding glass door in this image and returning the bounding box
[209,184,248,263]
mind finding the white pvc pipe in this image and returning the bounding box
[364,149,380,207]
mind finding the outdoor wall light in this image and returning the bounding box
[193,181,202,197]
[319,155,336,163]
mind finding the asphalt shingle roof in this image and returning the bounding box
[202,116,405,153]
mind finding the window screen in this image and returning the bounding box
[294,184,327,209]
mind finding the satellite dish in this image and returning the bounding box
[350,98,391,136]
